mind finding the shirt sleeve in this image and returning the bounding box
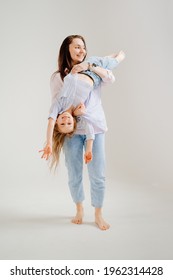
[85,121,95,140]
[48,96,63,120]
[50,73,63,103]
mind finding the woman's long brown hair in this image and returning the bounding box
[57,35,87,80]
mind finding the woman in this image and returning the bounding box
[41,35,125,230]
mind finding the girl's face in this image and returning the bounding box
[69,38,86,65]
[56,112,74,133]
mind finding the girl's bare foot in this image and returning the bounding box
[107,51,125,62]
[95,208,110,230]
[71,203,84,224]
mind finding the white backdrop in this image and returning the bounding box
[1,0,173,189]
[0,0,173,261]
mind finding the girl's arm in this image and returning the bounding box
[84,139,93,164]
[39,118,55,160]
[83,121,95,164]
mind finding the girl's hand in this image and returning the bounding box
[71,62,88,74]
[73,103,86,116]
[84,151,92,164]
[39,144,52,160]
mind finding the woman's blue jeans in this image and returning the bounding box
[63,133,105,208]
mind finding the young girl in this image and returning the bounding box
[40,52,125,167]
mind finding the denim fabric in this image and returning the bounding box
[63,133,105,208]
[82,56,119,88]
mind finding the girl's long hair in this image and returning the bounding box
[56,35,87,80]
[50,118,77,170]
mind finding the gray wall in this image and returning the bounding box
[1,0,173,189]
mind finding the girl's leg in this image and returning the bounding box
[63,135,85,224]
[59,73,93,100]
[77,73,94,86]
[86,133,110,230]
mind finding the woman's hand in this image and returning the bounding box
[39,144,52,160]
[73,103,86,116]
[71,62,88,74]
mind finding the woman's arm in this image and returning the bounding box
[89,64,114,80]
[71,61,110,79]
[71,61,115,83]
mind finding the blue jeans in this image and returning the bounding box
[63,133,106,208]
[82,56,119,88]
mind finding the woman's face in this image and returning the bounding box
[56,112,74,133]
[69,38,86,65]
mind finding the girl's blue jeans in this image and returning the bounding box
[63,133,105,208]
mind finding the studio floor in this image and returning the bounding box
[0,175,173,260]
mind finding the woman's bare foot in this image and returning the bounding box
[71,203,84,224]
[95,208,110,230]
